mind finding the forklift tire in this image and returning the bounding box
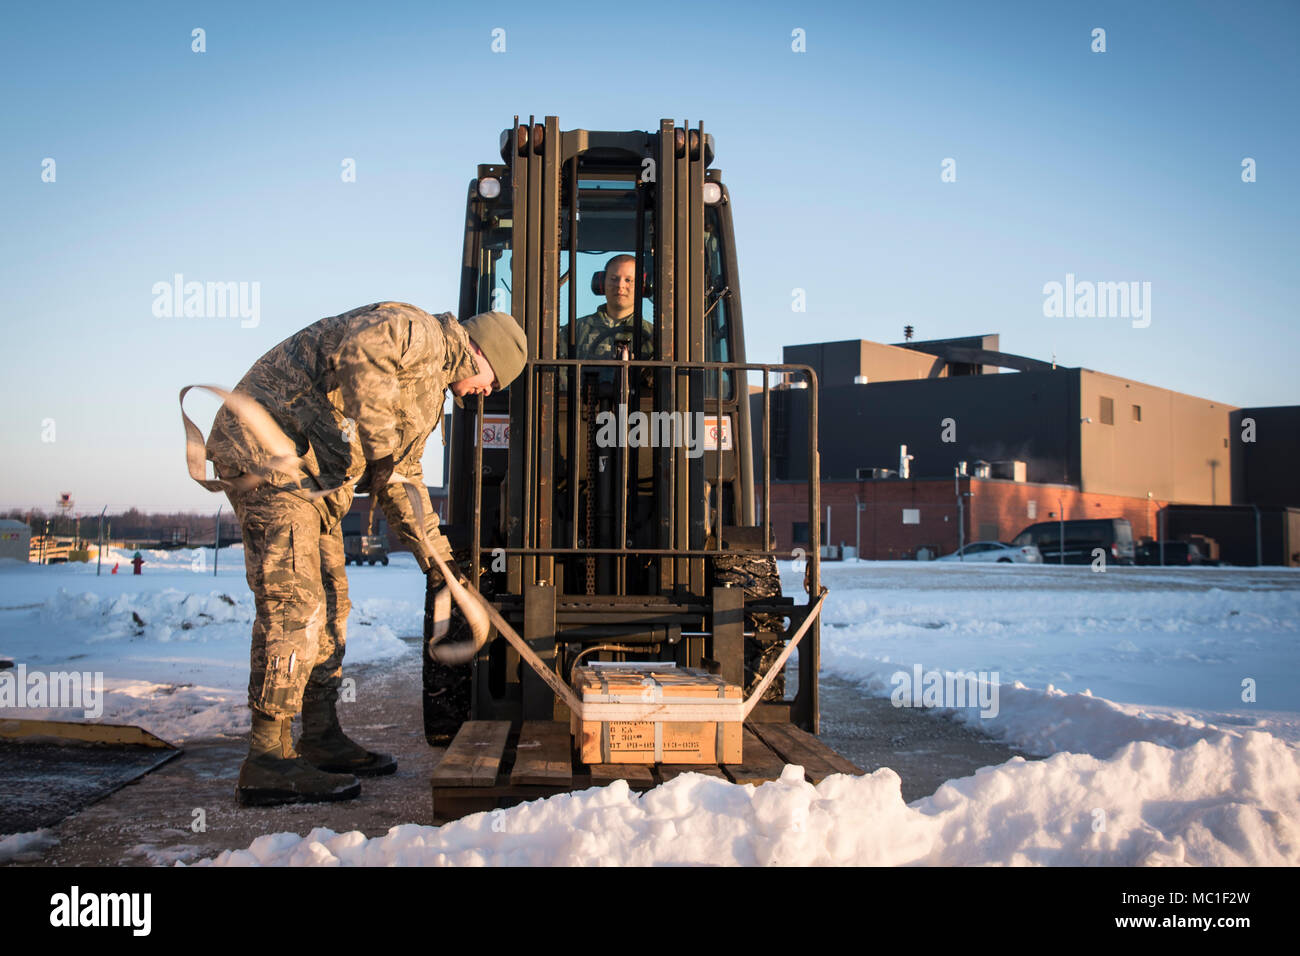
[422,651,472,745]
[422,552,492,744]
[381,557,389,566]
[711,551,786,701]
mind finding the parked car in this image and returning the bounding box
[344,533,389,566]
[342,508,389,566]
[1135,540,1206,566]
[938,541,1043,563]
[1011,518,1135,565]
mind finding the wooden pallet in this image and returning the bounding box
[430,719,864,822]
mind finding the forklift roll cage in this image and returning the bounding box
[443,117,823,732]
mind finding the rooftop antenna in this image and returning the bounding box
[903,325,914,341]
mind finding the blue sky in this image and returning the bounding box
[2,0,1296,511]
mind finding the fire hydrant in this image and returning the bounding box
[131,551,144,575]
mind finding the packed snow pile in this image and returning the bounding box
[40,586,252,643]
[201,729,1300,866]
[0,556,417,742]
[33,585,408,661]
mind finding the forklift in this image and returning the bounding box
[423,117,854,817]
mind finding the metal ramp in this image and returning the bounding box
[0,719,181,833]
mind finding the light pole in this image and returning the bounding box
[1254,504,1263,567]
[1159,505,1166,566]
[1058,496,1065,565]
[96,506,107,576]
[855,495,862,562]
[955,468,972,560]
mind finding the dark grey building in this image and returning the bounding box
[763,334,1234,505]
[1230,406,1300,508]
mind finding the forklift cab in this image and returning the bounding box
[452,121,748,584]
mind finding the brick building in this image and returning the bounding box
[757,334,1296,563]
[770,476,1168,559]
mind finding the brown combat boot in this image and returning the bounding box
[236,710,362,807]
[298,696,397,777]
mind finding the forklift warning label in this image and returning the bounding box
[477,415,510,448]
[703,415,733,452]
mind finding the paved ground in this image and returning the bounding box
[818,674,1034,802]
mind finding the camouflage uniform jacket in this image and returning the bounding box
[206,302,477,564]
[563,305,655,360]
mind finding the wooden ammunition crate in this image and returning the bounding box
[572,665,743,765]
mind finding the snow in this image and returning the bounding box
[0,547,416,742]
[810,561,1300,752]
[4,553,1298,865]
[0,829,60,864]
[201,733,1300,866]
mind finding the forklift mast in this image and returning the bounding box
[439,117,823,733]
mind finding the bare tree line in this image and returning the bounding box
[2,508,240,546]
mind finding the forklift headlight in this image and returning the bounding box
[702,182,722,205]
[478,177,502,199]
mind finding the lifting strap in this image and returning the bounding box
[423,524,825,724]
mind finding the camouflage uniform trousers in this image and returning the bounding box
[227,483,350,719]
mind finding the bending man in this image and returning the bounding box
[204,302,526,807]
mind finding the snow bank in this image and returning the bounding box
[957,682,1239,757]
[41,586,252,644]
[200,729,1300,866]
[843,673,1239,759]
[30,586,408,663]
[916,730,1299,866]
[1,581,413,742]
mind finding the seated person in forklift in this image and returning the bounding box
[563,254,654,360]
